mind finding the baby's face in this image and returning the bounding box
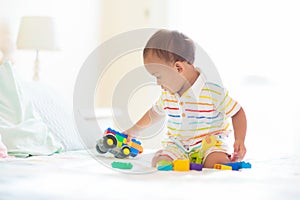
[144,54,186,94]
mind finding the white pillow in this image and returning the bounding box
[0,61,63,157]
[23,82,84,151]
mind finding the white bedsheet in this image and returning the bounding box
[0,150,299,200]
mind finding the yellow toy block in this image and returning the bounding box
[214,164,232,170]
[173,160,190,171]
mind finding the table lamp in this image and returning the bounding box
[17,16,59,81]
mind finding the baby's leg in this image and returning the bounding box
[151,153,173,167]
[152,145,187,167]
[203,152,231,168]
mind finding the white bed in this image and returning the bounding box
[0,149,300,200]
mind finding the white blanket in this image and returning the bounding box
[0,150,299,200]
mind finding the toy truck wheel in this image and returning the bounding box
[115,146,131,159]
[122,146,131,157]
[103,135,117,149]
[96,143,107,154]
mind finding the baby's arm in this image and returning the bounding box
[124,107,165,138]
[231,107,247,161]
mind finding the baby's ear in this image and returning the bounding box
[174,61,184,73]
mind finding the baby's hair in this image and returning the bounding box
[143,29,195,64]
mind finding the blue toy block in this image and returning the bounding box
[224,161,252,170]
[239,161,251,169]
[157,165,173,171]
[132,138,141,145]
[157,160,173,171]
[224,162,240,171]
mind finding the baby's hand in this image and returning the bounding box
[123,130,135,141]
[123,127,139,142]
[232,140,247,161]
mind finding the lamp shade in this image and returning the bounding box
[17,16,59,50]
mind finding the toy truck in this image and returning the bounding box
[96,128,143,158]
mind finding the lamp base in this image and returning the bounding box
[33,50,39,81]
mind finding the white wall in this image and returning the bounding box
[99,0,169,42]
[169,0,300,84]
[95,0,169,126]
[0,0,102,102]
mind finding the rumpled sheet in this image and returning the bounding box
[0,61,63,157]
[0,134,9,158]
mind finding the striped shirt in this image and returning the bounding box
[153,73,241,149]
